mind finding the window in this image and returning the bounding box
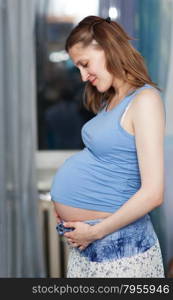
[35,0,99,151]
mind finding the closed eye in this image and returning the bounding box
[75,63,88,71]
[82,63,88,68]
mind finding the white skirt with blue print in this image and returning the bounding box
[63,215,165,278]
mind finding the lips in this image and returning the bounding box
[90,77,97,85]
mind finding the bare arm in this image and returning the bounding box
[92,88,166,239]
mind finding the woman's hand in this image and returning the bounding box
[63,221,98,251]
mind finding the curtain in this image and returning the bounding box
[162,0,173,268]
[0,0,45,277]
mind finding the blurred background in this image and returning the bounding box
[0,0,173,277]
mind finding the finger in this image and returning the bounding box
[79,242,89,251]
[63,222,75,228]
[67,238,73,243]
[69,242,78,248]
[78,246,84,251]
[73,243,79,248]
[64,232,73,238]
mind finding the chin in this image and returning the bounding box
[96,85,109,93]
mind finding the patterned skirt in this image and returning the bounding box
[58,214,165,278]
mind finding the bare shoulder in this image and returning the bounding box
[131,87,165,121]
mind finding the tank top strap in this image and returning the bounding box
[99,83,157,115]
[131,83,156,97]
[118,83,157,113]
[115,83,157,131]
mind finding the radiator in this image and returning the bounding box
[39,197,70,278]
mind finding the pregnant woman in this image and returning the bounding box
[50,16,165,278]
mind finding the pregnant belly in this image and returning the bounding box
[53,202,113,222]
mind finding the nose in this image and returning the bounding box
[80,69,89,82]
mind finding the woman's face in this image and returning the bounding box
[68,41,114,93]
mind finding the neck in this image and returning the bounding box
[111,80,135,104]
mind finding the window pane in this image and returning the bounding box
[36,0,99,150]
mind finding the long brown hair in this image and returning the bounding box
[65,15,161,114]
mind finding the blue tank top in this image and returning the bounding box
[50,83,156,213]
